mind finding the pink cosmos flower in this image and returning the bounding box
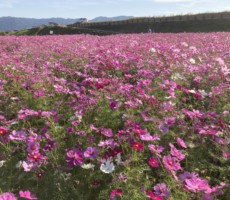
[9,130,27,141]
[101,128,113,137]
[154,183,170,197]
[19,190,37,200]
[22,161,34,172]
[148,144,164,156]
[185,177,210,193]
[0,192,17,200]
[176,137,187,148]
[169,143,185,160]
[163,155,182,171]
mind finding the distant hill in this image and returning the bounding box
[89,16,133,22]
[0,16,134,32]
[0,17,82,31]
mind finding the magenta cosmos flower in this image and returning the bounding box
[110,189,122,200]
[163,155,182,171]
[147,190,163,200]
[66,149,83,166]
[0,127,7,136]
[84,147,99,159]
[19,190,37,200]
[0,192,17,200]
[131,142,144,151]
[148,157,160,168]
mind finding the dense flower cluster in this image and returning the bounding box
[0,33,229,199]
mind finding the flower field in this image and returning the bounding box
[0,33,229,200]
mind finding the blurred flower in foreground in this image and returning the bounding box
[0,192,17,200]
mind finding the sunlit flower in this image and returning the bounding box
[22,161,34,172]
[81,163,95,169]
[100,160,115,174]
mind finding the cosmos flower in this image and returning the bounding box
[0,192,17,200]
[148,157,160,168]
[0,160,6,168]
[66,150,84,167]
[0,127,7,136]
[22,161,34,172]
[169,143,185,160]
[110,189,122,200]
[9,130,27,141]
[42,140,57,152]
[101,128,113,137]
[176,137,187,148]
[154,183,170,197]
[19,190,37,200]
[185,177,210,193]
[147,190,164,200]
[84,147,99,159]
[163,155,182,171]
[131,142,144,151]
[100,160,115,174]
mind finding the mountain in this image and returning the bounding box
[89,16,133,22]
[0,16,134,32]
[0,17,80,31]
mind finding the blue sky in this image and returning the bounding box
[0,0,229,19]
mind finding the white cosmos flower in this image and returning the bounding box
[0,160,6,168]
[100,160,115,174]
[115,153,122,165]
[198,89,208,98]
[81,163,95,169]
[16,161,22,168]
[188,89,196,94]
[149,48,157,53]
[189,58,196,64]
